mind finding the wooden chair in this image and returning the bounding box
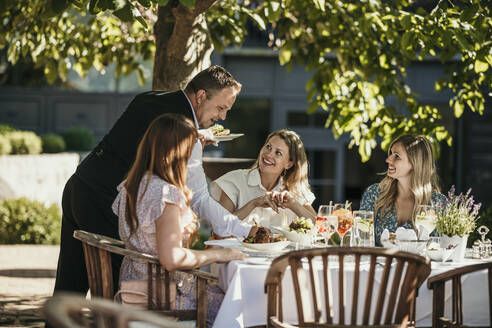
[44,293,188,328]
[73,230,218,328]
[264,247,431,328]
[427,262,492,328]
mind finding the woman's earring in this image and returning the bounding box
[282,168,287,177]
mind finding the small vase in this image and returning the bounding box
[440,234,468,262]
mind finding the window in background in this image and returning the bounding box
[306,150,336,211]
[344,146,387,210]
[212,98,271,159]
[287,111,328,128]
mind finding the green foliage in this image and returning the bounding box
[0,124,16,135]
[41,133,66,153]
[260,0,490,161]
[0,135,12,155]
[63,126,95,151]
[5,131,42,154]
[0,0,490,161]
[0,197,61,244]
[468,205,492,247]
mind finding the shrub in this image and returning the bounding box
[63,126,95,151]
[0,124,16,135]
[5,131,42,154]
[41,133,66,153]
[0,197,61,244]
[0,135,11,155]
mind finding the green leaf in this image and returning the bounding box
[307,102,318,114]
[113,3,133,21]
[453,100,464,118]
[179,0,195,9]
[312,0,325,11]
[401,31,412,50]
[474,60,488,73]
[44,61,57,84]
[51,0,69,14]
[89,0,101,14]
[279,48,292,65]
[379,54,389,69]
[248,13,266,30]
[132,7,148,29]
[137,0,151,8]
[158,0,169,5]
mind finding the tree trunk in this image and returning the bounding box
[152,1,217,91]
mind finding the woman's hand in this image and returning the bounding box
[252,192,279,213]
[216,248,248,262]
[272,190,295,209]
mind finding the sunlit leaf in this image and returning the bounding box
[474,60,488,73]
[279,48,292,65]
[454,100,464,118]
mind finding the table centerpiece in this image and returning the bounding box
[435,185,481,262]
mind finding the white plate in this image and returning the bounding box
[213,133,244,141]
[240,240,290,252]
[271,226,313,244]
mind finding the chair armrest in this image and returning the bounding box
[269,317,298,328]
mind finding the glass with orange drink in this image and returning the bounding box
[333,203,353,246]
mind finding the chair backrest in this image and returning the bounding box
[44,293,188,328]
[264,247,431,328]
[73,230,217,327]
[427,262,492,327]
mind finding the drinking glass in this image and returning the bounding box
[351,211,375,247]
[316,205,337,246]
[415,205,437,240]
[333,203,353,246]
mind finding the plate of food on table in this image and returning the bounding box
[240,227,290,252]
[272,217,315,245]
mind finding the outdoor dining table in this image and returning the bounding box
[209,242,491,328]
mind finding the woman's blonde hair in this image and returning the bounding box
[375,134,440,224]
[252,129,311,197]
[124,113,198,235]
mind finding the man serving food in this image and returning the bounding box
[53,65,262,300]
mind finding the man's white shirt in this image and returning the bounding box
[182,90,251,238]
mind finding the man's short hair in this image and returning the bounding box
[185,65,242,98]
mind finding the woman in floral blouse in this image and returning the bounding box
[112,114,246,326]
[360,135,445,246]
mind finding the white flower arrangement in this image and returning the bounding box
[435,186,481,237]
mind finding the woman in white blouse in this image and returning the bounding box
[211,129,316,228]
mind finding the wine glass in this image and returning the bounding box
[334,203,353,246]
[415,205,437,240]
[316,205,337,246]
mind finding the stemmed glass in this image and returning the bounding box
[334,203,353,246]
[415,205,437,239]
[316,205,338,246]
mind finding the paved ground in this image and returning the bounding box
[0,245,59,327]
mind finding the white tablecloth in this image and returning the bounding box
[212,256,491,328]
